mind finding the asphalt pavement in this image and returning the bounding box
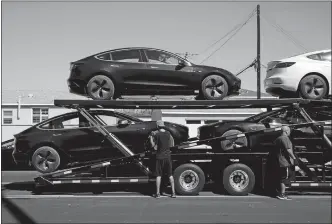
[1,171,332,223]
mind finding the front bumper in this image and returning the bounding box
[229,79,241,96]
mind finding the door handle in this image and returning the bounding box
[150,66,159,69]
[53,133,62,136]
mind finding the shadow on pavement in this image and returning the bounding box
[2,180,331,197]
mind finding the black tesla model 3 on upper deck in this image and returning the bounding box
[68,47,241,100]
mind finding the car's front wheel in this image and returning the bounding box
[31,146,61,173]
[201,75,229,100]
[298,74,328,100]
[87,75,115,100]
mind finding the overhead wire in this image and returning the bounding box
[199,8,257,64]
[261,15,309,52]
[197,24,242,55]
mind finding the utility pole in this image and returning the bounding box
[257,4,261,99]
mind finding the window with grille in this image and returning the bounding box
[32,108,49,124]
[186,120,202,124]
[3,110,13,124]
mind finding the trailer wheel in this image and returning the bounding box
[31,146,61,173]
[174,164,205,195]
[223,163,255,196]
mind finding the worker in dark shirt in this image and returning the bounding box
[150,120,176,199]
[274,125,297,200]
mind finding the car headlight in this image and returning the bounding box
[197,129,200,139]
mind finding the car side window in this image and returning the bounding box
[39,114,92,129]
[96,52,111,61]
[319,51,331,62]
[110,50,142,63]
[93,113,134,127]
[259,110,289,126]
[145,50,179,65]
[93,114,119,126]
[260,109,315,134]
[307,51,331,62]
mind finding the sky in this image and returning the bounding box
[1,1,331,93]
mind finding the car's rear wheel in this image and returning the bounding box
[31,146,61,173]
[201,75,228,100]
[217,129,248,151]
[299,75,328,100]
[87,75,115,100]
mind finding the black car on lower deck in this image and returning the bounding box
[12,110,189,174]
[68,47,241,101]
[198,104,332,154]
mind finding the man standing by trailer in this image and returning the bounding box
[150,120,176,199]
[274,125,298,200]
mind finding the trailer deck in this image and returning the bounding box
[33,98,332,195]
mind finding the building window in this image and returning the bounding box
[32,108,49,124]
[186,120,202,124]
[3,110,13,124]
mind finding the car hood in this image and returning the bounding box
[194,65,233,74]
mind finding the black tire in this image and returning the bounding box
[223,163,255,196]
[31,146,61,173]
[173,163,205,195]
[87,75,115,100]
[219,129,249,151]
[201,75,228,100]
[299,75,328,100]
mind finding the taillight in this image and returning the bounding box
[70,63,75,71]
[274,62,296,69]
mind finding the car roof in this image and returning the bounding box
[93,47,188,60]
[36,110,142,126]
[285,49,331,59]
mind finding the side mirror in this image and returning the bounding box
[118,120,130,127]
[178,60,186,67]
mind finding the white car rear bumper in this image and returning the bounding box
[264,68,302,96]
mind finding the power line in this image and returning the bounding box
[261,15,309,52]
[197,24,241,55]
[200,8,257,64]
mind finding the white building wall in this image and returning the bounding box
[1,105,152,141]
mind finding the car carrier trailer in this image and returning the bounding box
[33,98,332,196]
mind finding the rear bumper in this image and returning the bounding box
[265,87,298,97]
[12,148,30,166]
[67,79,87,96]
